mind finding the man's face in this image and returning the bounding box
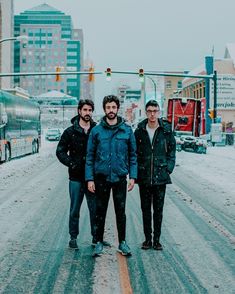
[146,106,160,123]
[104,101,118,120]
[78,104,93,121]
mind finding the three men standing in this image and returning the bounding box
[85,95,137,256]
[134,100,176,250]
[56,99,96,249]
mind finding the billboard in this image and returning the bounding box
[210,75,235,109]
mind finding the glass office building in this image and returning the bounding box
[14,3,82,98]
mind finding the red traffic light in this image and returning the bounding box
[106,67,111,81]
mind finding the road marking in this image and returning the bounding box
[116,252,133,294]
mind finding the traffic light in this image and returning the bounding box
[55,66,61,82]
[88,66,95,82]
[139,68,144,83]
[106,67,112,81]
[208,109,214,119]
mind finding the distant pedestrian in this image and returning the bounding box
[86,95,137,256]
[56,99,97,249]
[134,100,176,250]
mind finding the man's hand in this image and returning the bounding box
[88,181,95,193]
[128,179,135,192]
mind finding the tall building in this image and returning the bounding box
[14,3,83,98]
[0,0,14,89]
[82,53,95,102]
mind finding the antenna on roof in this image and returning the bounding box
[211,45,215,57]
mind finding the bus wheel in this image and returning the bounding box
[5,145,11,162]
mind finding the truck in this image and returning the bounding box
[0,90,41,162]
[167,97,207,153]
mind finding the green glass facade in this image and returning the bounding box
[14,4,81,99]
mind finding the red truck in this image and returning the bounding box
[167,97,207,153]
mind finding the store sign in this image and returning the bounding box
[210,75,235,109]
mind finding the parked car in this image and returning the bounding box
[45,128,61,141]
[175,136,183,151]
[181,135,207,154]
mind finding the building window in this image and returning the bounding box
[177,81,182,89]
[166,81,172,89]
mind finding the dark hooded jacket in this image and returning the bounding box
[56,115,96,181]
[134,118,176,185]
[85,116,137,183]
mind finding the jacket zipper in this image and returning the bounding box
[150,131,157,185]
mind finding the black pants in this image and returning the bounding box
[95,176,127,243]
[139,184,166,242]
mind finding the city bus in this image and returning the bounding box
[0,90,41,162]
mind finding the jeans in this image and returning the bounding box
[139,184,166,242]
[69,180,96,240]
[95,176,127,243]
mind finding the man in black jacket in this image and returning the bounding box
[134,100,176,250]
[56,99,97,249]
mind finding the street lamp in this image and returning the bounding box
[0,35,28,44]
[146,75,157,100]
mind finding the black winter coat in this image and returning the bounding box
[134,118,176,186]
[56,115,96,181]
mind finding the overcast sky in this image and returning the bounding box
[15,0,235,108]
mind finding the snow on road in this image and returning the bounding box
[0,142,234,293]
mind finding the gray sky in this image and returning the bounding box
[15,0,235,109]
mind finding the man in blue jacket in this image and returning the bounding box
[86,95,137,256]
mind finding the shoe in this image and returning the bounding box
[153,242,163,250]
[93,242,103,257]
[69,239,78,249]
[141,240,152,250]
[91,239,111,247]
[117,241,132,256]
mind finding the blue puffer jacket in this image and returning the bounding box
[85,116,137,183]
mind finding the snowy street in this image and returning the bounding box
[0,141,234,293]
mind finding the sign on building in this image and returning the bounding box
[210,75,235,109]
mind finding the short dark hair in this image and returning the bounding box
[78,99,94,111]
[145,100,159,110]
[103,95,120,110]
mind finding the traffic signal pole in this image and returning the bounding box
[213,70,217,123]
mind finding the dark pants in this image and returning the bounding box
[139,184,166,242]
[95,176,127,243]
[69,180,96,240]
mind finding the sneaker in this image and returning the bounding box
[69,239,78,249]
[91,239,111,247]
[141,240,152,250]
[93,242,103,257]
[153,242,163,250]
[117,241,132,256]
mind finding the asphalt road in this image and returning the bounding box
[0,148,234,293]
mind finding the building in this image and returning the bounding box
[81,54,95,102]
[14,3,83,98]
[0,0,14,89]
[163,71,184,115]
[181,52,235,127]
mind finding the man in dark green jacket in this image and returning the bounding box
[134,100,176,250]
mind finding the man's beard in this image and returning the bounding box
[80,114,91,122]
[106,112,117,120]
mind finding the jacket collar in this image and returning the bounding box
[138,118,170,133]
